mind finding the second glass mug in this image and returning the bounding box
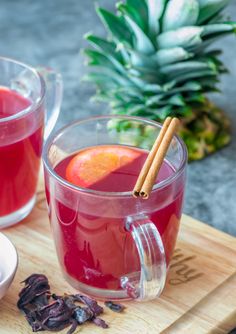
[0,57,62,228]
[43,115,187,301]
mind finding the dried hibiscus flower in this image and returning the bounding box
[17,273,111,333]
[104,300,125,313]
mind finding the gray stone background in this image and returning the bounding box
[0,0,235,235]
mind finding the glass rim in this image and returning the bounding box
[0,56,45,123]
[43,115,188,197]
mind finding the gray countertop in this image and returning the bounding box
[0,0,235,235]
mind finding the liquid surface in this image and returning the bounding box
[0,87,43,217]
[0,87,30,119]
[55,145,174,192]
[47,145,185,293]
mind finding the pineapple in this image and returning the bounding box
[83,0,236,160]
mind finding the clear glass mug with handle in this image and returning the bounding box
[43,115,187,301]
[0,57,62,228]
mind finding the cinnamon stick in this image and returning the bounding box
[140,118,180,199]
[132,117,180,199]
[132,117,172,198]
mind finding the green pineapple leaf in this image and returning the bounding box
[160,61,215,76]
[157,27,203,49]
[85,34,124,63]
[126,0,148,24]
[96,7,133,47]
[198,0,230,24]
[202,23,236,38]
[116,2,147,32]
[162,0,200,31]
[121,12,155,54]
[154,48,193,66]
[146,0,166,35]
[167,94,186,106]
[84,49,135,85]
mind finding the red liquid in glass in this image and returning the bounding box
[51,146,184,291]
[0,87,44,216]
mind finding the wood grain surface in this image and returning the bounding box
[0,177,236,334]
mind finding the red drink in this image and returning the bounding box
[0,87,44,217]
[49,145,184,291]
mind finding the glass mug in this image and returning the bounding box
[43,116,187,301]
[0,57,62,228]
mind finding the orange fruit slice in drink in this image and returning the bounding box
[65,145,141,188]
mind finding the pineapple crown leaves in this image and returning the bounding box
[83,0,236,121]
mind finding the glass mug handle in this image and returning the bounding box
[37,67,63,140]
[121,215,167,301]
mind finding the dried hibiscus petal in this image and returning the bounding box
[38,298,73,322]
[24,310,42,331]
[73,306,93,324]
[104,301,125,313]
[66,319,78,334]
[72,294,104,316]
[30,299,76,333]
[23,274,47,286]
[52,293,77,311]
[92,317,109,328]
[17,274,50,309]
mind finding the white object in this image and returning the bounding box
[0,233,18,300]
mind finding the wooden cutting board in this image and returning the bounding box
[0,175,236,334]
